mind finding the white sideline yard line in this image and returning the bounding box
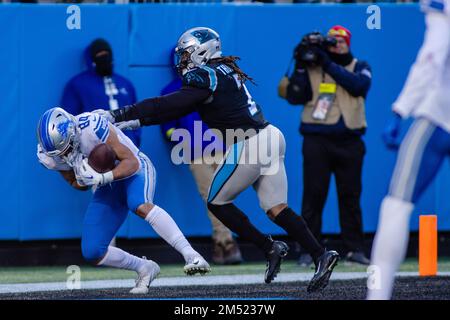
[1,271,450,294]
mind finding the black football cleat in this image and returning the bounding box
[307,250,339,293]
[264,240,289,284]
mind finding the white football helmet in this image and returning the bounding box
[37,107,79,158]
[175,27,222,74]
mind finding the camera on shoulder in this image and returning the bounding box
[294,32,337,66]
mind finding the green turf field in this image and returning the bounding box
[0,258,449,284]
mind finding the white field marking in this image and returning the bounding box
[0,271,449,294]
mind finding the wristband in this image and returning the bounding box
[102,171,114,185]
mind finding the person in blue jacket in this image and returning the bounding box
[61,38,141,147]
[160,49,243,265]
[280,25,372,266]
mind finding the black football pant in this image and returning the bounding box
[301,134,365,253]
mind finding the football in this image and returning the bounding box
[88,143,117,173]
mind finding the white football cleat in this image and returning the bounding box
[184,255,211,276]
[129,258,160,294]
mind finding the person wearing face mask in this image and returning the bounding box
[61,38,141,148]
[279,25,372,266]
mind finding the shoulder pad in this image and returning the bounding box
[77,112,110,143]
[92,115,110,143]
[183,67,218,92]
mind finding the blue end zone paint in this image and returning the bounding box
[200,65,218,92]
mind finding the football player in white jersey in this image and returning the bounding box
[368,0,450,299]
[37,107,210,294]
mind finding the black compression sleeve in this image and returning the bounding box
[112,86,211,125]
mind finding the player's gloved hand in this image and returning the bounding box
[63,148,80,168]
[73,167,88,188]
[382,112,402,150]
[91,109,115,124]
[77,158,114,187]
[116,119,141,131]
[37,144,56,169]
[71,154,87,185]
[37,144,71,171]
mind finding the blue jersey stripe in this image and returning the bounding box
[95,125,106,141]
[39,110,54,152]
[389,119,435,201]
[422,0,446,11]
[100,125,110,142]
[430,0,445,11]
[142,156,150,204]
[207,141,244,203]
[201,66,218,92]
[94,118,110,142]
[93,115,101,132]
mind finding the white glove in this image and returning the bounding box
[91,109,115,124]
[63,148,82,168]
[116,119,141,131]
[76,158,114,187]
[71,154,87,186]
[37,144,71,171]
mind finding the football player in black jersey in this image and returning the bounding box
[98,27,339,292]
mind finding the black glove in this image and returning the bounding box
[111,104,135,123]
[309,46,331,68]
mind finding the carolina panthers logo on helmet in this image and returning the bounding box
[191,29,217,44]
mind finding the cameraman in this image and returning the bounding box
[280,25,372,266]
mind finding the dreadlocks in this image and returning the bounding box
[212,56,256,85]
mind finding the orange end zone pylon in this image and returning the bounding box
[419,215,438,276]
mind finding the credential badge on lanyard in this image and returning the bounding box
[312,73,337,121]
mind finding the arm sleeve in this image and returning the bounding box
[61,81,83,115]
[286,68,313,105]
[159,79,182,140]
[323,61,372,98]
[393,13,450,118]
[113,86,211,125]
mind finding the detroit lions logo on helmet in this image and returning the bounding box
[37,107,78,157]
[57,120,73,138]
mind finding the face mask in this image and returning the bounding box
[175,47,195,76]
[93,53,113,76]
